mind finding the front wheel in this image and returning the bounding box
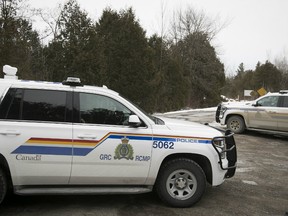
[0,168,7,205]
[156,158,206,208]
[227,115,245,134]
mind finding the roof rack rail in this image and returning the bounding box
[62,77,83,87]
[279,90,288,94]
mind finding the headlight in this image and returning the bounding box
[219,106,227,119]
[212,138,226,159]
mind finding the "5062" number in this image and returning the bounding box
[153,141,174,149]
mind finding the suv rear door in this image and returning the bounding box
[0,87,73,185]
[277,96,288,132]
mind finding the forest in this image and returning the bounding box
[1,0,287,113]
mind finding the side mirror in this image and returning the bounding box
[252,101,261,107]
[128,115,141,127]
[253,102,263,107]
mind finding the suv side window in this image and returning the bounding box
[0,88,68,122]
[79,93,133,125]
[22,89,67,122]
[281,96,288,107]
[257,96,279,107]
[0,88,21,119]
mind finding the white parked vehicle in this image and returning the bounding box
[0,65,236,207]
[216,91,288,134]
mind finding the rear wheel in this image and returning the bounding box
[227,115,245,134]
[156,158,206,208]
[0,168,7,205]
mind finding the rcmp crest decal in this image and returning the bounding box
[114,137,134,160]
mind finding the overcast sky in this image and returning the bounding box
[29,0,288,75]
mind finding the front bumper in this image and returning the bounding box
[215,104,227,125]
[212,130,237,178]
[215,104,221,123]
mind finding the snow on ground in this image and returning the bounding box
[221,101,253,106]
[162,107,217,115]
[155,106,224,129]
[154,97,254,129]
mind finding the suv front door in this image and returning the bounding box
[70,91,153,185]
[247,96,279,130]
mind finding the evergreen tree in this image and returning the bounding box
[95,8,154,112]
[148,34,188,112]
[0,0,42,79]
[44,0,96,83]
[254,61,281,92]
[274,54,288,89]
[222,61,283,100]
[235,63,245,79]
[171,32,225,108]
[168,6,226,108]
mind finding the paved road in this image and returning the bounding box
[156,107,218,125]
[0,110,287,216]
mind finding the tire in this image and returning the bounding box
[227,115,245,134]
[156,158,206,208]
[0,168,7,205]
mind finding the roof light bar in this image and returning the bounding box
[62,77,83,87]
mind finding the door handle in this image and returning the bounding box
[0,130,21,136]
[77,134,97,140]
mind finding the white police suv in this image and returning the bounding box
[0,65,236,207]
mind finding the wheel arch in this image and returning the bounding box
[0,154,13,191]
[225,113,247,126]
[157,153,212,185]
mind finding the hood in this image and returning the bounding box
[222,101,254,108]
[158,117,223,138]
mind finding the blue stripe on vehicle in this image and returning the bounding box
[12,146,72,155]
[198,140,212,144]
[110,134,177,142]
[109,134,153,141]
[11,133,211,156]
[153,137,177,142]
[73,147,93,156]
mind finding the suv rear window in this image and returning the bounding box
[0,88,68,122]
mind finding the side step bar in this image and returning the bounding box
[15,186,152,195]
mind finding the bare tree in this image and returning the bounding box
[33,3,64,41]
[274,49,288,89]
[1,0,30,19]
[159,0,168,73]
[167,5,227,108]
[274,50,288,73]
[169,6,227,43]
